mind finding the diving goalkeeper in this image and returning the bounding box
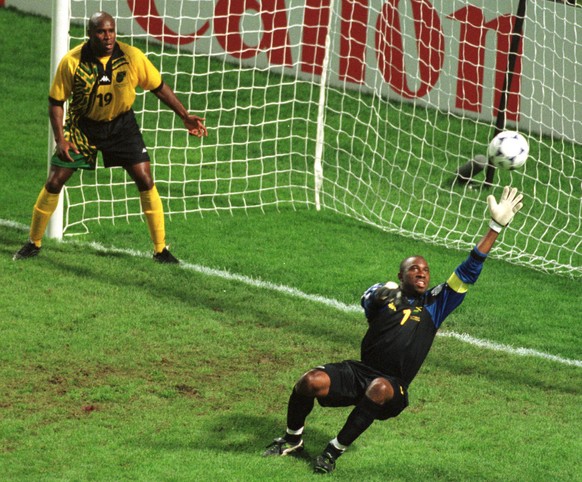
[264,186,524,474]
[14,11,207,263]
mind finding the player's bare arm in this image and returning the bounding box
[49,103,78,163]
[151,82,207,138]
[477,186,524,254]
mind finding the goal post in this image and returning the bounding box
[46,0,69,240]
[37,0,581,278]
[484,0,528,187]
[313,0,335,211]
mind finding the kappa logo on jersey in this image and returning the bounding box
[99,74,112,85]
[431,284,444,296]
[116,71,127,82]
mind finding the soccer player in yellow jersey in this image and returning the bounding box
[14,11,207,263]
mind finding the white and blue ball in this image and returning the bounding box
[487,131,529,170]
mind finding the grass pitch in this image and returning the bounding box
[0,8,580,482]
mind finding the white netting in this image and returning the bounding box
[55,0,579,277]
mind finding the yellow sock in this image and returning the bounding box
[30,187,60,247]
[140,185,166,253]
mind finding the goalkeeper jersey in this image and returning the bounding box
[360,247,487,387]
[49,41,162,122]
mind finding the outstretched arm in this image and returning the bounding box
[151,82,208,138]
[454,186,524,286]
[474,228,499,255]
[427,186,525,328]
[477,186,524,255]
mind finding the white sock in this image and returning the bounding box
[286,427,304,436]
[330,437,347,452]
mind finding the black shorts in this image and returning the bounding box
[51,109,150,170]
[316,360,409,420]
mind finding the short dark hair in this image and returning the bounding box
[399,256,427,274]
[87,11,115,34]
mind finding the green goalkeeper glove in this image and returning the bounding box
[487,186,524,232]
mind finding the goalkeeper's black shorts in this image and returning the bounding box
[51,109,150,170]
[315,360,409,420]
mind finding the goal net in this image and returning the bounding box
[52,0,580,277]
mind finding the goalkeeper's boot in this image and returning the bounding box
[313,451,337,474]
[153,247,179,264]
[13,241,41,260]
[263,437,304,457]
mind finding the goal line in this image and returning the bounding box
[3,217,579,369]
[42,0,581,279]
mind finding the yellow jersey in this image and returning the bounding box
[49,40,162,122]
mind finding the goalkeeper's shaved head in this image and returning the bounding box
[398,255,430,295]
[399,256,428,275]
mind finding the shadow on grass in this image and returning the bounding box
[135,412,334,469]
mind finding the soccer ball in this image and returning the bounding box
[487,131,529,170]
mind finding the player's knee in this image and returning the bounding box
[295,369,330,398]
[136,178,154,192]
[366,378,394,404]
[132,177,154,192]
[45,166,73,193]
[125,162,154,191]
[45,176,67,193]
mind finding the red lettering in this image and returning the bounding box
[301,0,331,75]
[450,7,522,120]
[127,0,209,45]
[449,6,487,113]
[487,14,522,121]
[375,0,444,99]
[214,0,292,65]
[126,1,521,120]
[339,0,368,84]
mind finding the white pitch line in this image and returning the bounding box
[180,260,582,368]
[438,332,582,368]
[4,219,581,368]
